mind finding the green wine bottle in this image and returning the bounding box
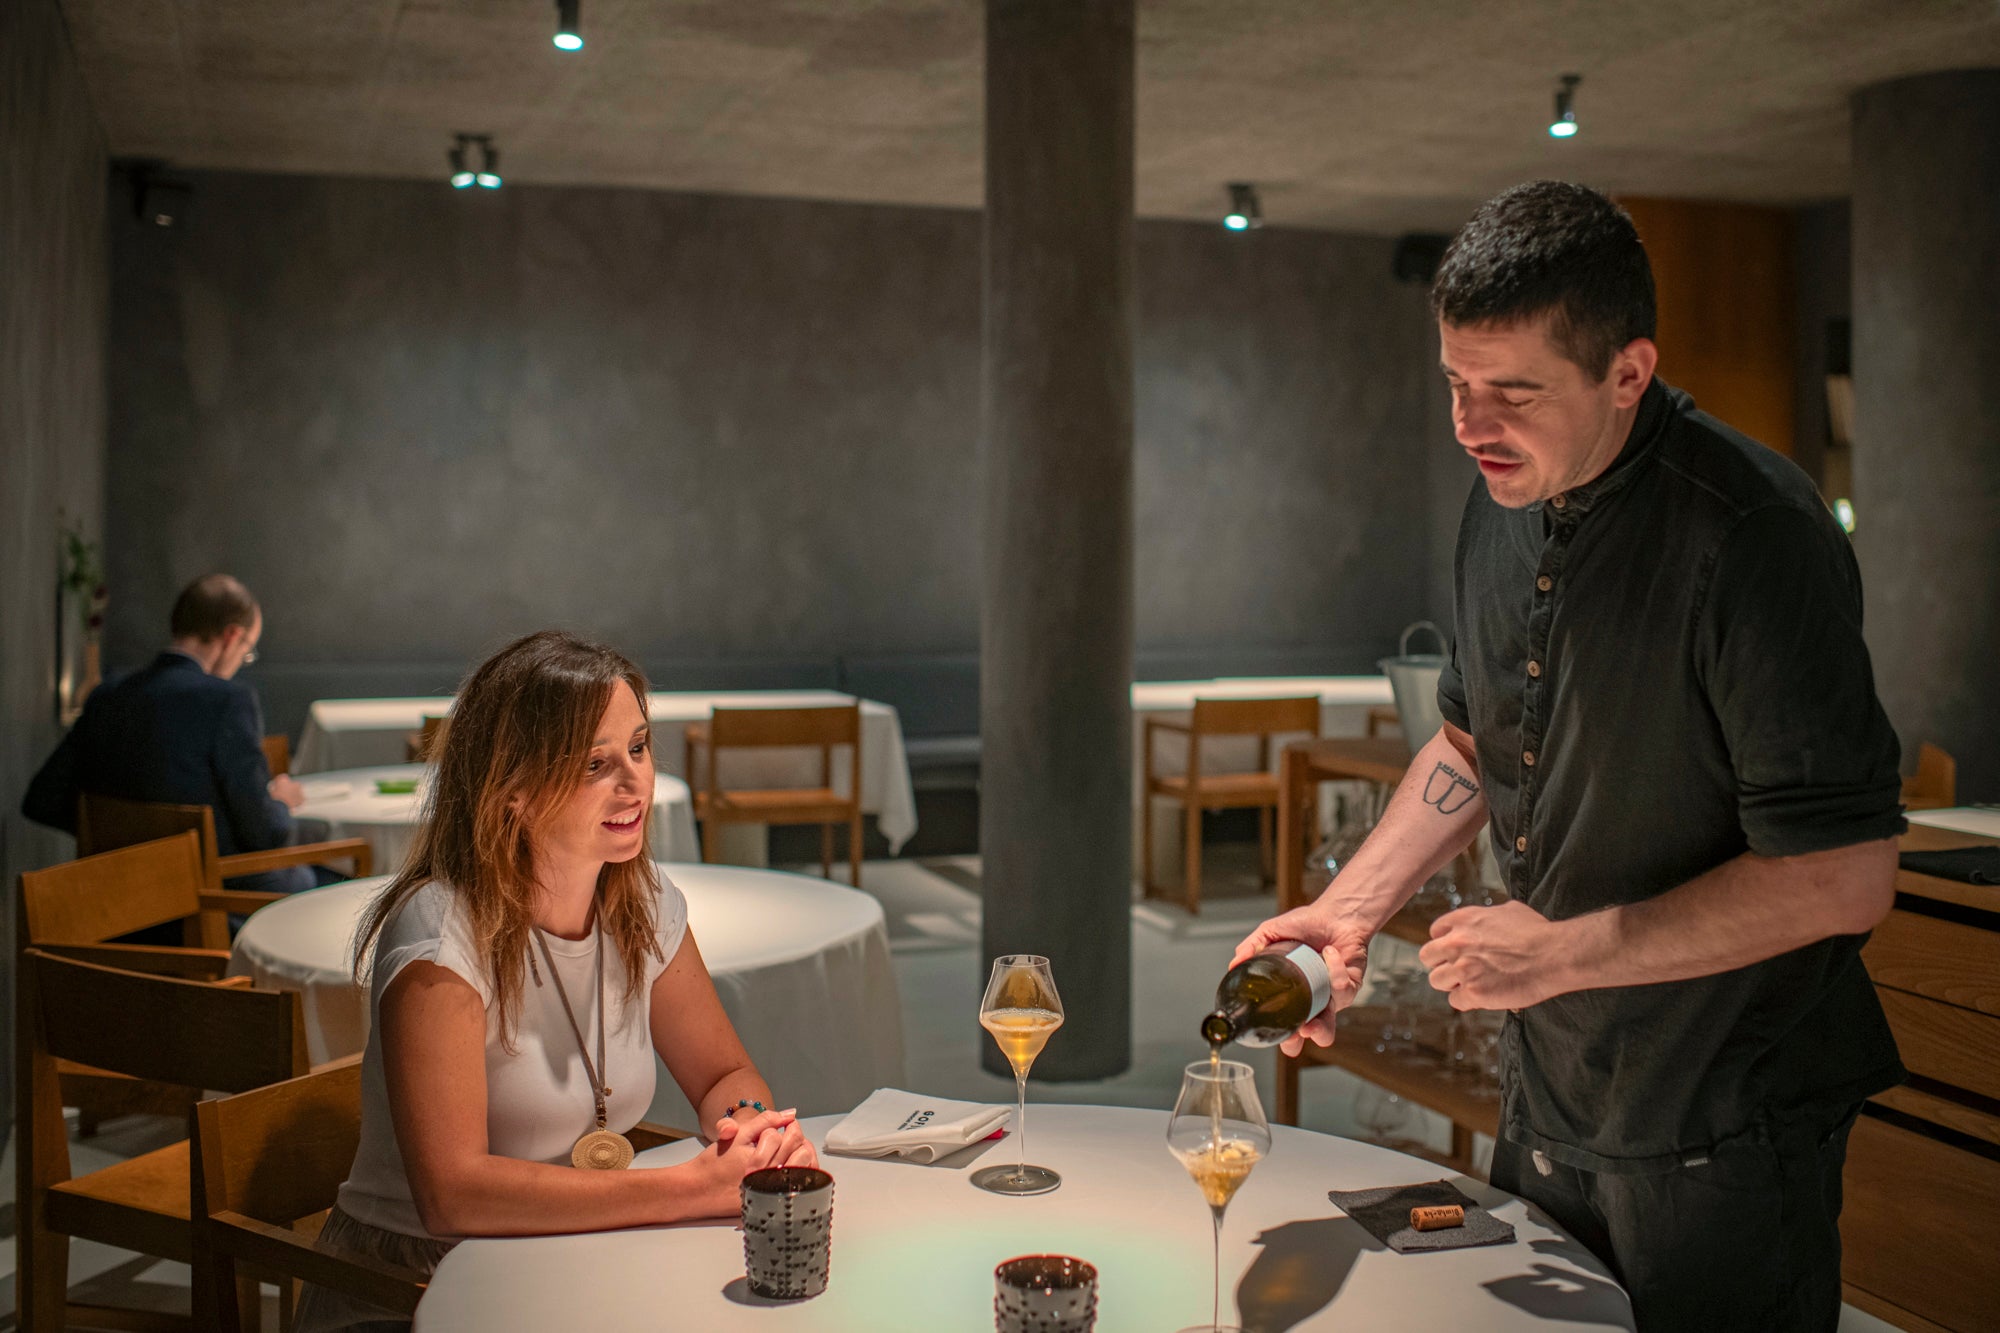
[1201,943,1332,1048]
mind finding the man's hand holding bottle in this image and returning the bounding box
[1227,907,1374,1057]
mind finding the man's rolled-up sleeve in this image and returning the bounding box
[1694,504,1906,858]
[1436,629,1470,735]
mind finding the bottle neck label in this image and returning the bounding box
[1280,942,1332,1019]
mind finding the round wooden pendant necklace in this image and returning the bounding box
[532,918,634,1171]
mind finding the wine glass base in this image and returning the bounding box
[1173,1325,1247,1332]
[970,1163,1062,1196]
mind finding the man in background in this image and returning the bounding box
[24,572,316,893]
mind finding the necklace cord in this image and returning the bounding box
[532,921,609,1130]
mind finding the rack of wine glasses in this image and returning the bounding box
[1271,735,1506,1176]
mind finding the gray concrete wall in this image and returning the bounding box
[106,171,1445,735]
[1851,71,2000,802]
[1,0,110,1113]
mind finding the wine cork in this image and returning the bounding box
[1410,1204,1465,1232]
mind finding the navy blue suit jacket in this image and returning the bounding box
[22,651,294,857]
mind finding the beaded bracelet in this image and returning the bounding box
[733,1098,767,1113]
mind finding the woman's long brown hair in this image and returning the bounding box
[354,630,665,1047]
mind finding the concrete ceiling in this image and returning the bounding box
[58,0,2000,234]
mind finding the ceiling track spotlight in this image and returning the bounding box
[1549,73,1582,139]
[554,0,583,51]
[448,133,503,189]
[1223,182,1263,232]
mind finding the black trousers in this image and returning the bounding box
[1490,1105,1860,1333]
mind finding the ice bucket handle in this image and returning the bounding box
[1398,620,1446,658]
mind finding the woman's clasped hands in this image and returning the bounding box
[673,1106,818,1215]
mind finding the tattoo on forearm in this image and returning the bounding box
[1422,762,1479,815]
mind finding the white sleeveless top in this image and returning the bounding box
[335,877,689,1239]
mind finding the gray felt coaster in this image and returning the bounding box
[1327,1179,1516,1253]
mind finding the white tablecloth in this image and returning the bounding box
[293,691,920,853]
[1909,806,2000,839]
[414,1105,1630,1332]
[293,765,698,872]
[226,864,906,1117]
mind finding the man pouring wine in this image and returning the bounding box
[1231,181,1907,1331]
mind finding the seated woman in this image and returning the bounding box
[296,631,814,1332]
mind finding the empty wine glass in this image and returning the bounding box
[1353,1082,1423,1152]
[1167,1059,1272,1333]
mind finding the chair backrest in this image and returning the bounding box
[709,703,860,749]
[262,734,292,777]
[191,1060,425,1329]
[77,792,220,863]
[1903,742,1957,810]
[196,1061,363,1228]
[22,948,309,1095]
[17,831,207,945]
[1190,696,1322,738]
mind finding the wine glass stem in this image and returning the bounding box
[1210,1204,1224,1329]
[1013,1070,1028,1177]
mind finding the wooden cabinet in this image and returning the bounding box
[1843,824,2000,1333]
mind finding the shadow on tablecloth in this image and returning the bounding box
[1235,1215,1382,1331]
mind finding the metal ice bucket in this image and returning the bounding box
[1377,620,1448,758]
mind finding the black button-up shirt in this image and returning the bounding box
[1437,378,1906,1172]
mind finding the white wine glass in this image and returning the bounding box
[1167,1059,1272,1333]
[973,954,1064,1196]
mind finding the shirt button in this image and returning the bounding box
[1515,835,1528,853]
[1527,660,1542,678]
[1523,750,1536,766]
[1537,575,1552,592]
[1551,494,1567,510]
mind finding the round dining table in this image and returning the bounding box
[292,764,700,873]
[412,1105,1631,1331]
[226,863,906,1119]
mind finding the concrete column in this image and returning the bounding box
[1851,71,2000,802]
[980,0,1134,1080]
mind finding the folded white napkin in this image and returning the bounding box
[823,1088,1012,1163]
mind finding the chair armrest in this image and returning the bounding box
[212,974,255,989]
[38,942,234,981]
[219,837,374,879]
[628,1120,696,1151]
[209,1210,426,1315]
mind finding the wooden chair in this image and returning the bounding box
[1902,742,1957,811]
[76,793,371,947]
[15,947,309,1332]
[190,1068,694,1333]
[261,734,292,777]
[20,833,278,1135]
[404,714,447,763]
[191,1061,421,1333]
[1143,696,1321,914]
[685,704,864,885]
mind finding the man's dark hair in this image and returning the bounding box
[1430,180,1656,381]
[169,573,258,640]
